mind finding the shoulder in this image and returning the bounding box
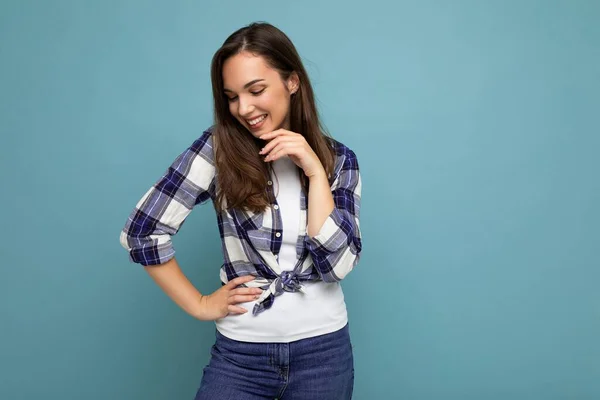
[166,127,217,177]
[189,126,215,155]
[326,137,359,173]
[180,126,216,166]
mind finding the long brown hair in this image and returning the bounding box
[210,22,335,213]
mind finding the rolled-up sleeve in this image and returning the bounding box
[119,131,215,266]
[305,148,362,281]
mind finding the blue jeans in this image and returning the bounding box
[194,323,354,399]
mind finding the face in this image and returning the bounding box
[222,51,298,138]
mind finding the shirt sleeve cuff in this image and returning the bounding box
[306,208,348,254]
[129,241,175,266]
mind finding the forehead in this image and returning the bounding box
[222,52,280,89]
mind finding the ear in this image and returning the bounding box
[287,72,300,94]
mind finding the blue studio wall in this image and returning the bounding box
[1,1,599,399]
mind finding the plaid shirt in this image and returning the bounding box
[120,128,362,315]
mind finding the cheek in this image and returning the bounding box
[261,92,284,113]
[228,102,237,116]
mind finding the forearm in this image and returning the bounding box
[307,171,334,237]
[143,257,208,320]
[305,154,362,281]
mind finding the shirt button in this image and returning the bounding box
[275,232,281,238]
[267,180,273,186]
[273,205,279,210]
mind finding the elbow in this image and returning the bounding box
[332,252,360,281]
[314,247,360,282]
[119,230,132,251]
[119,230,175,266]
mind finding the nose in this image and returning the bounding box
[238,95,255,118]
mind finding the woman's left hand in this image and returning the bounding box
[259,129,325,178]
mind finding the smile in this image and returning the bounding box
[247,114,267,126]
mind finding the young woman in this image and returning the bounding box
[120,22,362,400]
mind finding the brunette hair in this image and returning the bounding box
[210,22,335,213]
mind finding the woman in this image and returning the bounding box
[120,22,362,399]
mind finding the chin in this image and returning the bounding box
[249,126,267,138]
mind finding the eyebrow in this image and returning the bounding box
[223,79,265,93]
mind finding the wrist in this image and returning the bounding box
[307,168,328,182]
[194,294,212,321]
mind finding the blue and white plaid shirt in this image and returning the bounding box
[120,128,362,315]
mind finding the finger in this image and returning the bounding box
[227,275,256,288]
[259,129,295,140]
[228,294,261,304]
[231,287,264,296]
[261,138,297,156]
[228,305,248,314]
[258,136,282,155]
[265,142,294,159]
[259,136,291,154]
[266,144,302,162]
[259,129,285,140]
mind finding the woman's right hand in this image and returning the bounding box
[197,275,264,321]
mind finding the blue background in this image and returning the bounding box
[1,1,599,399]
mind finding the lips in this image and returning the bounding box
[246,114,267,130]
[247,114,267,126]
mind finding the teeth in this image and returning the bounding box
[248,114,266,126]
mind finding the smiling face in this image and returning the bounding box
[222,51,298,138]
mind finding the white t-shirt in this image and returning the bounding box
[215,156,348,343]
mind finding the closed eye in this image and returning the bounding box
[226,87,265,102]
